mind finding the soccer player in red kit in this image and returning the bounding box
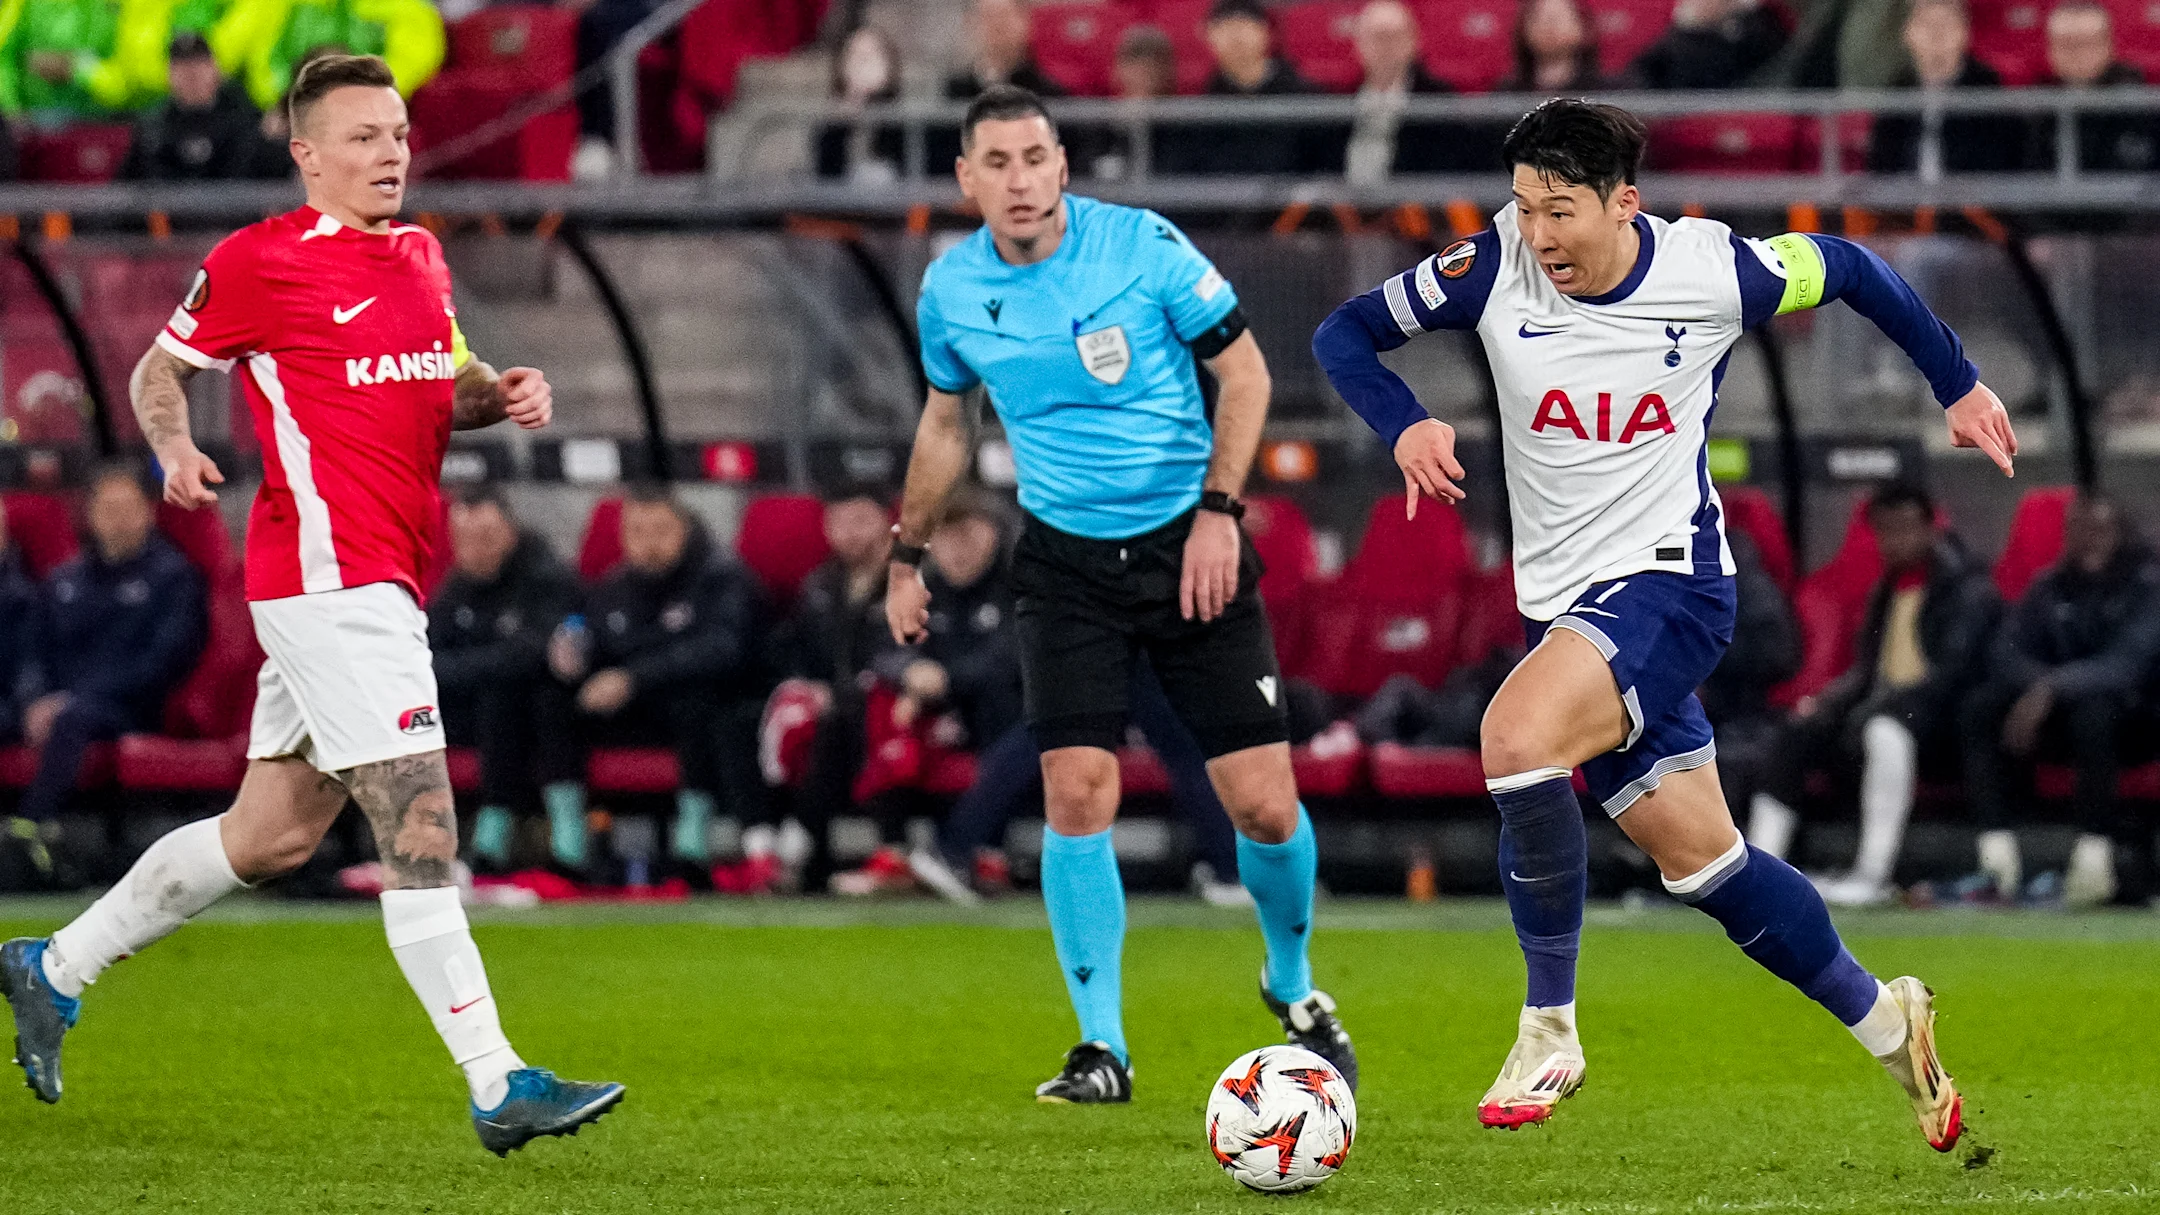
[0,55,623,1156]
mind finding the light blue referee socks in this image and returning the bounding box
[1041,826,1129,1064]
[542,782,587,868]
[1238,804,1317,1005]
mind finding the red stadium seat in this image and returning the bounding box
[2109,0,2160,77]
[1244,494,1320,672]
[1589,0,1673,75]
[1145,0,1220,93]
[445,746,485,793]
[588,747,680,793]
[1993,485,2076,602]
[1033,1,1141,95]
[1118,745,1174,796]
[1718,485,1795,593]
[1414,0,1518,92]
[1458,563,1524,663]
[1968,0,2048,83]
[1278,0,1368,92]
[1298,499,1480,699]
[578,497,626,582]
[0,743,114,790]
[1340,495,1475,599]
[447,5,578,86]
[671,0,827,152]
[1649,113,1806,173]
[1775,500,1883,703]
[408,75,578,181]
[736,493,831,606]
[20,125,133,184]
[2035,761,2160,800]
[115,735,246,792]
[923,751,980,797]
[1,491,79,578]
[1367,742,1486,798]
[1291,735,1366,795]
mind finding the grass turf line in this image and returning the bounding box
[0,902,2153,1213]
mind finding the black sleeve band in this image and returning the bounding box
[1188,305,1249,361]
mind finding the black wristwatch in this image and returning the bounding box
[1198,490,1246,520]
[889,524,927,567]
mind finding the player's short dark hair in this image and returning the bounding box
[961,85,1059,155]
[287,53,399,136]
[1866,481,1935,521]
[1502,99,1647,200]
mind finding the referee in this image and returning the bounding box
[886,86,1355,1103]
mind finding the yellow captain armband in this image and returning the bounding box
[449,317,473,370]
[1765,232,1826,315]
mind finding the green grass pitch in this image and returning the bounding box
[1,896,2156,1213]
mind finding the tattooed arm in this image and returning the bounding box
[341,751,460,889]
[132,346,227,509]
[453,359,553,432]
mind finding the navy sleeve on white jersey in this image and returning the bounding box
[1734,231,1979,408]
[1312,229,1500,449]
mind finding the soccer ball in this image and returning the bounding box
[1204,1045,1357,1194]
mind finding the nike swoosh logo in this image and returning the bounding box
[448,997,488,1014]
[333,297,378,324]
[1518,323,1564,338]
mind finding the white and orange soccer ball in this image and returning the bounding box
[1204,1045,1357,1194]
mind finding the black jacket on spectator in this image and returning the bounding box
[121,81,282,181]
[1993,543,2160,698]
[28,535,205,722]
[1158,60,1322,175]
[1699,531,1802,724]
[869,553,1021,744]
[785,560,891,690]
[1626,6,1788,89]
[1311,64,1484,176]
[2024,63,2158,173]
[0,544,33,739]
[1866,58,2027,173]
[428,532,583,693]
[583,523,767,697]
[930,63,1065,167]
[1830,536,2001,731]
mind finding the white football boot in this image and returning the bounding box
[1874,976,1963,1152]
[1477,1003,1585,1128]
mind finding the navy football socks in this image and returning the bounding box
[1666,838,1882,1026]
[1489,769,1587,1009]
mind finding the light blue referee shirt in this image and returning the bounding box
[916,194,1240,539]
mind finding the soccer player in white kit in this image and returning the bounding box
[1314,101,2017,1149]
[0,55,622,1155]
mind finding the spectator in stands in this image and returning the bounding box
[1498,0,1609,92]
[945,0,1061,100]
[1959,494,2160,906]
[1703,531,1804,855]
[815,24,905,182]
[216,0,445,113]
[1866,0,2026,174]
[2024,1,2156,173]
[1067,23,1178,180]
[1338,0,1475,181]
[776,483,894,890]
[0,0,127,119]
[569,0,673,177]
[1625,0,1789,90]
[428,487,586,876]
[96,0,235,112]
[833,492,1020,896]
[1750,484,2000,905]
[120,33,284,182]
[12,467,206,869]
[1158,0,1320,175]
[0,498,32,748]
[550,486,769,883]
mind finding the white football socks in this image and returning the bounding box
[44,814,246,999]
[1853,716,1917,886]
[1850,980,1908,1058]
[380,887,524,1110]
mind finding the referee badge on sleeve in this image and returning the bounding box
[1076,325,1131,385]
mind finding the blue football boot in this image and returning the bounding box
[2,938,80,1104]
[472,1067,625,1157]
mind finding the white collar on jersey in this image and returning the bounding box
[300,212,342,240]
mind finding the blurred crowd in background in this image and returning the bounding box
[2,0,2157,183]
[3,472,2157,912]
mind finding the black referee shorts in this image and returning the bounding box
[1012,507,1289,759]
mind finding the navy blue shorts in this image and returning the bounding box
[1522,571,1737,817]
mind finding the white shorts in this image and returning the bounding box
[247,581,446,773]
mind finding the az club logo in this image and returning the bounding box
[397,705,438,734]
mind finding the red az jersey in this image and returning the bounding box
[158,205,472,603]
